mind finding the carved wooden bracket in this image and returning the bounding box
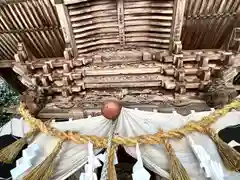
[12,43,35,89]
[20,89,47,116]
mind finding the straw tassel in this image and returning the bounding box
[163,139,191,180]
[206,128,240,171]
[108,146,117,180]
[0,129,38,164]
[23,139,65,180]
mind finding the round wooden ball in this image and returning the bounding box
[101,100,122,120]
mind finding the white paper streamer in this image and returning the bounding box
[79,142,101,180]
[185,110,225,180]
[11,144,41,179]
[132,143,151,180]
[188,136,224,180]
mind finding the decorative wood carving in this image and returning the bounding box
[2,0,240,119]
[12,43,35,89]
[20,89,48,116]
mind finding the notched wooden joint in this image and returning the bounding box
[64,48,73,60]
[174,56,184,68]
[195,52,203,62]
[198,68,211,81]
[175,82,186,94]
[173,54,183,64]
[199,56,209,67]
[175,69,185,82]
[172,41,182,54]
[63,63,71,73]
[164,80,176,90]
[41,76,51,87]
[42,64,52,74]
[63,76,72,86]
[94,55,102,63]
[221,52,234,66]
[14,53,24,63]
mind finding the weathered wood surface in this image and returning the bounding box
[170,0,186,52]
[182,0,240,49]
[0,0,64,60]
[10,49,237,97]
[1,0,240,60]
[67,0,174,55]
[1,0,240,118]
[55,1,77,55]
[19,50,238,69]
[6,97,210,119]
[0,60,14,68]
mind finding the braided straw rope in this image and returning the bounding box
[100,120,118,180]
[18,100,240,148]
[108,146,117,180]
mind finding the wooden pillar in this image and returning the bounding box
[54,0,77,56]
[169,0,186,53]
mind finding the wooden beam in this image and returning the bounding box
[5,99,211,119]
[0,60,14,68]
[85,67,162,76]
[55,0,77,56]
[63,0,88,5]
[169,0,186,52]
[117,0,125,46]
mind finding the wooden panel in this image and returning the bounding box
[67,0,119,55]
[182,0,240,49]
[124,0,174,50]
[67,0,174,56]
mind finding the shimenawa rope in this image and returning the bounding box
[18,100,240,147]
[1,100,239,179]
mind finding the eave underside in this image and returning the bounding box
[1,0,240,119]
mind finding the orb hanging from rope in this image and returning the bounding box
[101,100,122,120]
